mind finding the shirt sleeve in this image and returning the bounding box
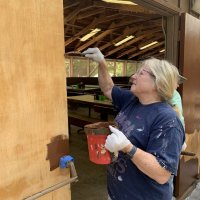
[170,90,185,129]
[111,86,135,111]
[146,116,185,175]
[170,90,183,113]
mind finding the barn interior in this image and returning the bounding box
[63,1,168,200]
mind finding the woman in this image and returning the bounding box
[83,48,185,200]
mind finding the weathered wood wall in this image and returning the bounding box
[0,0,70,199]
[175,12,200,198]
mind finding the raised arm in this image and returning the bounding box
[83,48,114,100]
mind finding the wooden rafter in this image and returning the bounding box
[99,20,161,51]
[153,52,165,59]
[105,28,162,57]
[77,9,105,20]
[63,1,79,10]
[77,22,116,51]
[65,17,100,46]
[64,1,93,24]
[99,26,136,51]
[63,0,165,60]
[65,13,125,46]
[138,47,164,60]
[93,1,156,14]
[128,41,164,59]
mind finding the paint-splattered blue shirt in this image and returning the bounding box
[107,86,185,200]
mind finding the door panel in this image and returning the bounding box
[0,1,70,199]
[180,13,200,133]
[174,12,200,198]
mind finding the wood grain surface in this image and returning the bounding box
[0,1,70,199]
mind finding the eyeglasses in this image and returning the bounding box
[129,68,155,84]
[141,69,155,78]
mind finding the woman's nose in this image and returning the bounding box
[129,75,136,84]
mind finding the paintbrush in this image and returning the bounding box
[65,51,85,57]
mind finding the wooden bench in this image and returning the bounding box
[68,113,102,134]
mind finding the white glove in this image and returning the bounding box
[105,126,131,153]
[181,142,187,151]
[82,47,104,63]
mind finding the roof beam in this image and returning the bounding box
[138,34,163,49]
[99,26,136,51]
[106,28,162,57]
[63,2,79,10]
[93,1,156,14]
[128,41,164,59]
[152,52,165,58]
[138,47,164,60]
[77,23,116,52]
[64,1,93,24]
[99,21,161,51]
[75,17,144,51]
[77,9,105,20]
[65,13,124,46]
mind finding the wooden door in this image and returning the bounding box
[174,12,200,198]
[0,1,70,199]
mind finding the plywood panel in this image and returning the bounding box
[180,13,200,133]
[0,0,70,199]
[38,185,71,200]
[175,12,200,198]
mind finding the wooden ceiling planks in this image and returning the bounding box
[77,22,116,51]
[128,41,164,59]
[115,28,163,58]
[64,0,165,60]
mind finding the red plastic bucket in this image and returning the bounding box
[84,122,116,165]
[87,134,111,164]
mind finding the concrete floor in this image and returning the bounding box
[70,125,108,200]
[186,182,200,200]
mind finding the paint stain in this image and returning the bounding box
[136,127,144,132]
[46,135,69,171]
[136,115,141,119]
[118,176,123,181]
[156,132,162,139]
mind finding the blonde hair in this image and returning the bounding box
[140,58,179,102]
